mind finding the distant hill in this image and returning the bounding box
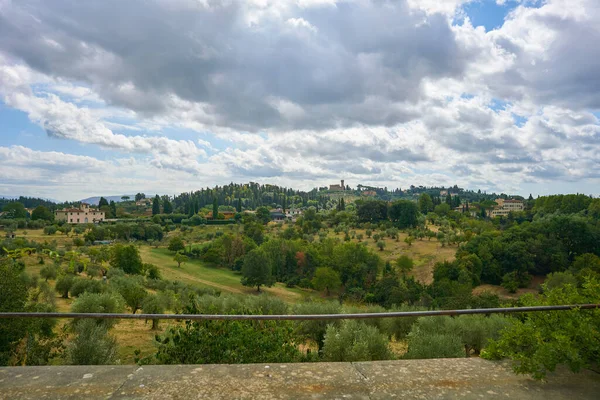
[79,195,134,205]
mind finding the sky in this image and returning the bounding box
[0,0,599,201]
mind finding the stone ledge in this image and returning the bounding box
[1,358,599,399]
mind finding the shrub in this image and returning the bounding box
[67,319,118,365]
[70,278,104,297]
[483,275,600,379]
[543,271,578,291]
[43,225,57,235]
[143,263,161,280]
[71,292,125,329]
[396,255,414,276]
[106,267,125,279]
[155,313,300,364]
[167,236,185,252]
[85,264,102,279]
[404,333,464,359]
[322,320,393,362]
[405,315,509,358]
[293,301,341,351]
[384,305,427,340]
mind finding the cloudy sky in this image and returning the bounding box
[0,0,599,201]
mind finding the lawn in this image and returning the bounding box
[139,246,316,303]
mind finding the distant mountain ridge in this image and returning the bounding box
[79,195,134,206]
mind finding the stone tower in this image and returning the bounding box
[341,180,345,190]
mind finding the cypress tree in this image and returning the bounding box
[212,198,218,219]
[152,195,161,216]
[110,201,117,218]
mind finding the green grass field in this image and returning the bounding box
[139,246,316,303]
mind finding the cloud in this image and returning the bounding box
[0,63,207,168]
[0,0,598,197]
[0,0,477,131]
[0,145,218,200]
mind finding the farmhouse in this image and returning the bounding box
[487,199,524,217]
[270,210,287,222]
[54,203,105,224]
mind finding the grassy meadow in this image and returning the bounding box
[13,222,535,364]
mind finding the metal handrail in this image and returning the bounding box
[0,304,598,321]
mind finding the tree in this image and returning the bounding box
[135,193,146,202]
[311,267,341,296]
[434,203,451,217]
[2,202,27,219]
[31,205,54,221]
[152,195,161,216]
[55,274,76,298]
[236,198,242,213]
[376,240,386,251]
[396,255,414,276]
[71,292,124,329]
[86,264,102,279]
[142,294,166,330]
[109,201,117,218]
[98,197,109,208]
[162,196,173,214]
[483,276,600,379]
[109,244,143,275]
[356,200,388,223]
[570,253,600,275]
[144,263,161,280]
[40,265,58,281]
[255,206,271,224]
[241,248,274,292]
[418,193,434,214]
[112,277,147,314]
[168,236,185,253]
[174,252,189,268]
[404,236,414,247]
[212,197,218,219]
[121,196,130,201]
[388,200,418,229]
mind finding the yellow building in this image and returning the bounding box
[54,203,105,224]
[487,199,524,217]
